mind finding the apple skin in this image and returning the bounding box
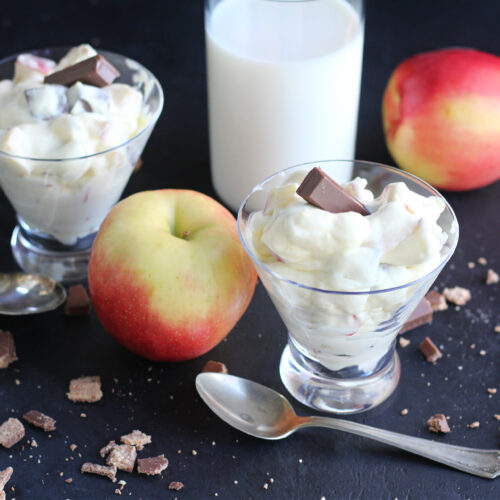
[88,189,257,362]
[382,48,500,190]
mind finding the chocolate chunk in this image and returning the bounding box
[22,410,56,432]
[64,285,91,316]
[486,268,499,285]
[45,54,120,88]
[296,167,369,215]
[425,290,448,312]
[202,360,228,374]
[168,481,184,491]
[67,376,103,403]
[419,336,442,362]
[0,330,17,369]
[120,430,151,451]
[0,466,13,490]
[24,85,68,120]
[399,298,433,334]
[99,440,117,458]
[106,444,137,473]
[427,414,450,433]
[442,286,471,306]
[0,418,25,448]
[81,462,117,482]
[137,455,168,475]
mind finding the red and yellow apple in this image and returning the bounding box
[88,189,257,361]
[383,48,500,190]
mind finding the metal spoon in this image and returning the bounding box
[196,373,500,479]
[0,272,67,315]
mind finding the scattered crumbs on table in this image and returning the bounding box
[400,409,408,416]
[487,388,497,394]
[468,421,480,429]
[398,337,410,348]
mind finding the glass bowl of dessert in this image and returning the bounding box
[0,44,164,282]
[238,160,458,414]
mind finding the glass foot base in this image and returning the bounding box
[11,225,93,283]
[279,341,401,414]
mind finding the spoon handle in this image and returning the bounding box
[300,416,500,479]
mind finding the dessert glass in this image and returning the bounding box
[0,48,164,282]
[238,160,458,414]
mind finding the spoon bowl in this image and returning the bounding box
[196,373,500,479]
[0,272,67,315]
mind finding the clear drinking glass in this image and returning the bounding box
[238,160,459,414]
[0,48,164,282]
[205,0,365,211]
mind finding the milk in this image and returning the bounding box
[206,0,364,211]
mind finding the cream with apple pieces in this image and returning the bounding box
[246,169,453,372]
[0,44,150,245]
[88,189,257,362]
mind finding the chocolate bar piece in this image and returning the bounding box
[120,430,151,451]
[81,462,117,482]
[67,375,103,402]
[22,410,56,431]
[399,298,433,334]
[45,55,120,88]
[202,360,228,374]
[137,455,169,475]
[106,444,137,473]
[0,330,17,369]
[0,418,25,448]
[419,336,442,362]
[296,167,369,215]
[426,414,450,433]
[64,285,91,316]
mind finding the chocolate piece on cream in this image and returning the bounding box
[296,167,369,215]
[45,54,120,87]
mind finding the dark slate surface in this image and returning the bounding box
[0,1,499,499]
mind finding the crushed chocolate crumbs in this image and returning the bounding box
[486,269,499,285]
[168,481,184,491]
[468,421,480,429]
[106,444,137,473]
[202,360,228,374]
[120,430,151,451]
[99,440,117,458]
[427,414,450,433]
[487,388,497,394]
[442,286,471,306]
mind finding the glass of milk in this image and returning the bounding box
[205,0,365,211]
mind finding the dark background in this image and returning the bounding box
[0,1,499,499]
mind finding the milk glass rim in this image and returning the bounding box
[237,159,459,296]
[0,47,164,163]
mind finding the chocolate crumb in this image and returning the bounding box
[137,455,168,476]
[442,286,471,306]
[106,444,137,473]
[427,414,450,433]
[0,418,25,448]
[64,284,91,316]
[479,349,486,356]
[400,409,408,416]
[22,410,56,432]
[468,421,480,429]
[70,444,77,451]
[168,481,184,491]
[115,489,122,495]
[67,376,103,403]
[425,290,448,311]
[487,388,497,394]
[65,478,73,484]
[263,483,269,490]
[398,337,410,348]
[0,467,13,490]
[202,360,228,374]
[486,269,499,285]
[120,430,151,451]
[419,337,442,363]
[494,325,500,333]
[477,257,487,265]
[0,330,17,369]
[494,414,500,421]
[99,440,117,458]
[81,462,117,482]
[467,262,475,269]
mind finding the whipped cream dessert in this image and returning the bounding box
[0,44,152,245]
[246,170,456,373]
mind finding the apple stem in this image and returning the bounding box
[182,230,191,239]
